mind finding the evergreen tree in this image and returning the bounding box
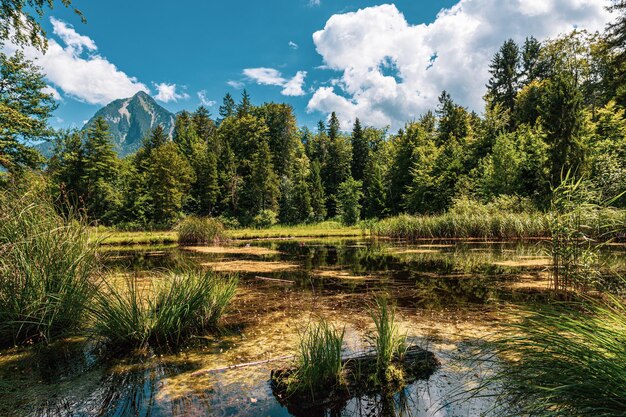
[218,93,236,124]
[521,36,548,83]
[539,72,587,183]
[328,112,341,141]
[247,139,280,215]
[173,111,198,156]
[337,177,363,225]
[144,142,194,225]
[487,39,521,117]
[350,118,368,182]
[0,51,56,173]
[324,132,352,216]
[187,139,219,215]
[237,89,252,117]
[82,117,121,223]
[192,106,216,143]
[363,155,387,219]
[309,160,327,221]
[254,103,300,177]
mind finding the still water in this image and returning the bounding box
[2,238,624,416]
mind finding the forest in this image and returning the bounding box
[2,11,625,230]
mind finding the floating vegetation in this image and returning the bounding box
[202,260,299,273]
[184,245,281,256]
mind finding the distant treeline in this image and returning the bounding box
[4,25,626,228]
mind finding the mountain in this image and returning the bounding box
[82,91,175,156]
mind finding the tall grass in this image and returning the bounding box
[177,216,225,245]
[374,212,551,240]
[367,297,407,383]
[0,187,100,346]
[290,319,345,397]
[91,270,237,349]
[485,295,626,416]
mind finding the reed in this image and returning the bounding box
[0,187,100,346]
[289,318,345,397]
[91,270,238,350]
[177,216,225,245]
[485,295,626,416]
[367,297,407,384]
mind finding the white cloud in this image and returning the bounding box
[197,90,216,107]
[3,18,148,105]
[244,67,308,96]
[153,82,189,103]
[289,41,299,50]
[282,71,308,96]
[309,0,321,6]
[227,80,245,89]
[42,85,62,101]
[307,1,613,130]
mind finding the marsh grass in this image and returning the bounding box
[289,318,345,397]
[91,270,237,350]
[0,188,100,346]
[480,294,626,416]
[177,216,225,245]
[367,297,407,385]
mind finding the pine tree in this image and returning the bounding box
[521,36,547,84]
[192,106,216,143]
[82,117,120,223]
[218,93,236,124]
[187,139,219,215]
[337,177,363,225]
[248,139,280,215]
[350,118,368,182]
[309,160,326,221]
[237,89,252,117]
[486,39,521,117]
[328,112,340,141]
[173,111,199,156]
[363,155,387,219]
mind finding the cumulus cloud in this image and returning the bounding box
[153,82,189,103]
[42,85,62,101]
[227,80,245,89]
[3,18,149,105]
[307,1,613,130]
[243,67,308,96]
[197,90,216,106]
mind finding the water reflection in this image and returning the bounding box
[4,239,624,417]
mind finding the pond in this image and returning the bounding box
[2,238,624,416]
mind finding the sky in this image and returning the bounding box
[8,0,617,132]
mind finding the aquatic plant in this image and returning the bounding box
[289,318,345,397]
[367,296,407,385]
[177,216,225,245]
[0,186,100,346]
[485,294,626,416]
[91,270,238,349]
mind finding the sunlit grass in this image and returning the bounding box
[177,216,225,245]
[0,188,100,346]
[90,271,238,350]
[367,297,407,385]
[288,318,345,397]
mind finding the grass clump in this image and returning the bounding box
[91,270,237,350]
[289,319,345,397]
[484,295,626,416]
[367,297,407,386]
[0,187,100,346]
[177,216,225,245]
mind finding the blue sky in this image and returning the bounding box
[16,0,615,131]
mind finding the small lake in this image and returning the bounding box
[2,238,625,416]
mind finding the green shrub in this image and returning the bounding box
[177,216,225,245]
[0,187,100,346]
[290,319,345,397]
[251,209,278,229]
[91,270,237,349]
